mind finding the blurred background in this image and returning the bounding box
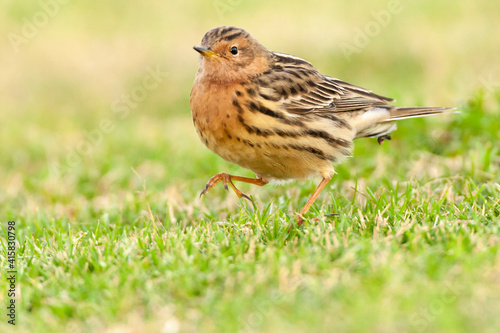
[1,1,500,332]
[1,0,498,220]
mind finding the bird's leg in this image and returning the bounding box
[200,173,268,203]
[289,177,332,231]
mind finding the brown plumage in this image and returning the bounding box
[190,26,454,228]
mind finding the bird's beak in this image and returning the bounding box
[193,46,217,58]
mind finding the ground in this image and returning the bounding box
[1,1,499,332]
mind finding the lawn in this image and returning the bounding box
[1,0,499,332]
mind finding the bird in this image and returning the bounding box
[190,26,453,229]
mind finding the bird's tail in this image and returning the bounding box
[353,106,455,141]
[381,106,456,122]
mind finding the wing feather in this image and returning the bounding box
[253,52,394,114]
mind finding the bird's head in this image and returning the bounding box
[193,26,271,84]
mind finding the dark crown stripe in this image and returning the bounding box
[223,31,244,41]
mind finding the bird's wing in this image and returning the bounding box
[256,52,394,114]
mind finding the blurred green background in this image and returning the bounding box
[1,0,498,210]
[1,0,499,332]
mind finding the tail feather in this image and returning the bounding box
[382,106,456,122]
[353,106,455,140]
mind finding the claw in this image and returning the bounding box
[240,192,255,205]
[225,179,254,204]
[200,176,220,197]
[200,186,209,198]
[377,134,392,145]
[200,174,223,197]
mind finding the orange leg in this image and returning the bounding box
[289,177,332,230]
[200,173,268,203]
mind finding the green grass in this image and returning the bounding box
[1,0,500,332]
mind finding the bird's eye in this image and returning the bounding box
[230,46,238,55]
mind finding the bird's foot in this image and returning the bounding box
[288,215,304,232]
[377,134,392,145]
[200,173,254,203]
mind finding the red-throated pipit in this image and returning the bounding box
[190,26,453,228]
